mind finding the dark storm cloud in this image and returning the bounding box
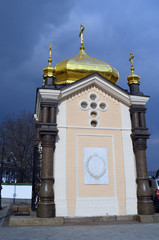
[0,0,74,118]
[0,0,74,71]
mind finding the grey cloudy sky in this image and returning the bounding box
[0,0,159,170]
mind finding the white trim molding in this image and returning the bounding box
[54,100,67,216]
[120,102,137,215]
[59,75,130,106]
[129,95,149,105]
[35,89,61,121]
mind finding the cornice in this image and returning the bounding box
[129,95,149,105]
[38,89,61,101]
[59,75,131,106]
[35,88,61,121]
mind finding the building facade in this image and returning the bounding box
[34,26,154,218]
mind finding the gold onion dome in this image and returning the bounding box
[127,53,140,85]
[43,44,55,79]
[54,25,119,85]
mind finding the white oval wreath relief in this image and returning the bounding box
[86,153,106,179]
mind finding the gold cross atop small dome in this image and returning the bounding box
[54,25,119,85]
[127,52,140,85]
[43,44,55,78]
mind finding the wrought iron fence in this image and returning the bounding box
[31,142,42,211]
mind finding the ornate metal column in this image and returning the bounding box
[37,102,58,218]
[127,53,154,215]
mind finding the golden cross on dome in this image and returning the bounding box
[48,43,52,66]
[49,44,52,58]
[129,53,134,72]
[79,24,85,50]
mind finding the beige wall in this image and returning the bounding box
[67,87,121,128]
[66,86,126,216]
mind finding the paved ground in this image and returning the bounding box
[0,223,159,240]
[0,203,12,227]
[0,202,159,240]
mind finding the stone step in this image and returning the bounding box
[8,205,159,226]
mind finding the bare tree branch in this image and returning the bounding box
[0,110,35,183]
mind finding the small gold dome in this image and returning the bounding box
[127,53,140,85]
[55,49,119,84]
[127,71,140,85]
[43,44,55,78]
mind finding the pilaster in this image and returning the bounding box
[130,105,154,215]
[37,100,58,218]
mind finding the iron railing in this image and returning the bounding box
[31,143,42,211]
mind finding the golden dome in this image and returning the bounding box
[127,53,140,85]
[55,49,119,84]
[54,25,119,85]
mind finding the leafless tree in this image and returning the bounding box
[0,110,35,182]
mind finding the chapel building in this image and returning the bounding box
[34,25,154,218]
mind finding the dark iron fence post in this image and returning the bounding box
[0,146,4,210]
[31,142,42,211]
[32,144,38,210]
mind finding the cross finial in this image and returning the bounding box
[129,52,134,72]
[49,44,52,58]
[127,52,140,86]
[48,43,52,66]
[79,24,85,50]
